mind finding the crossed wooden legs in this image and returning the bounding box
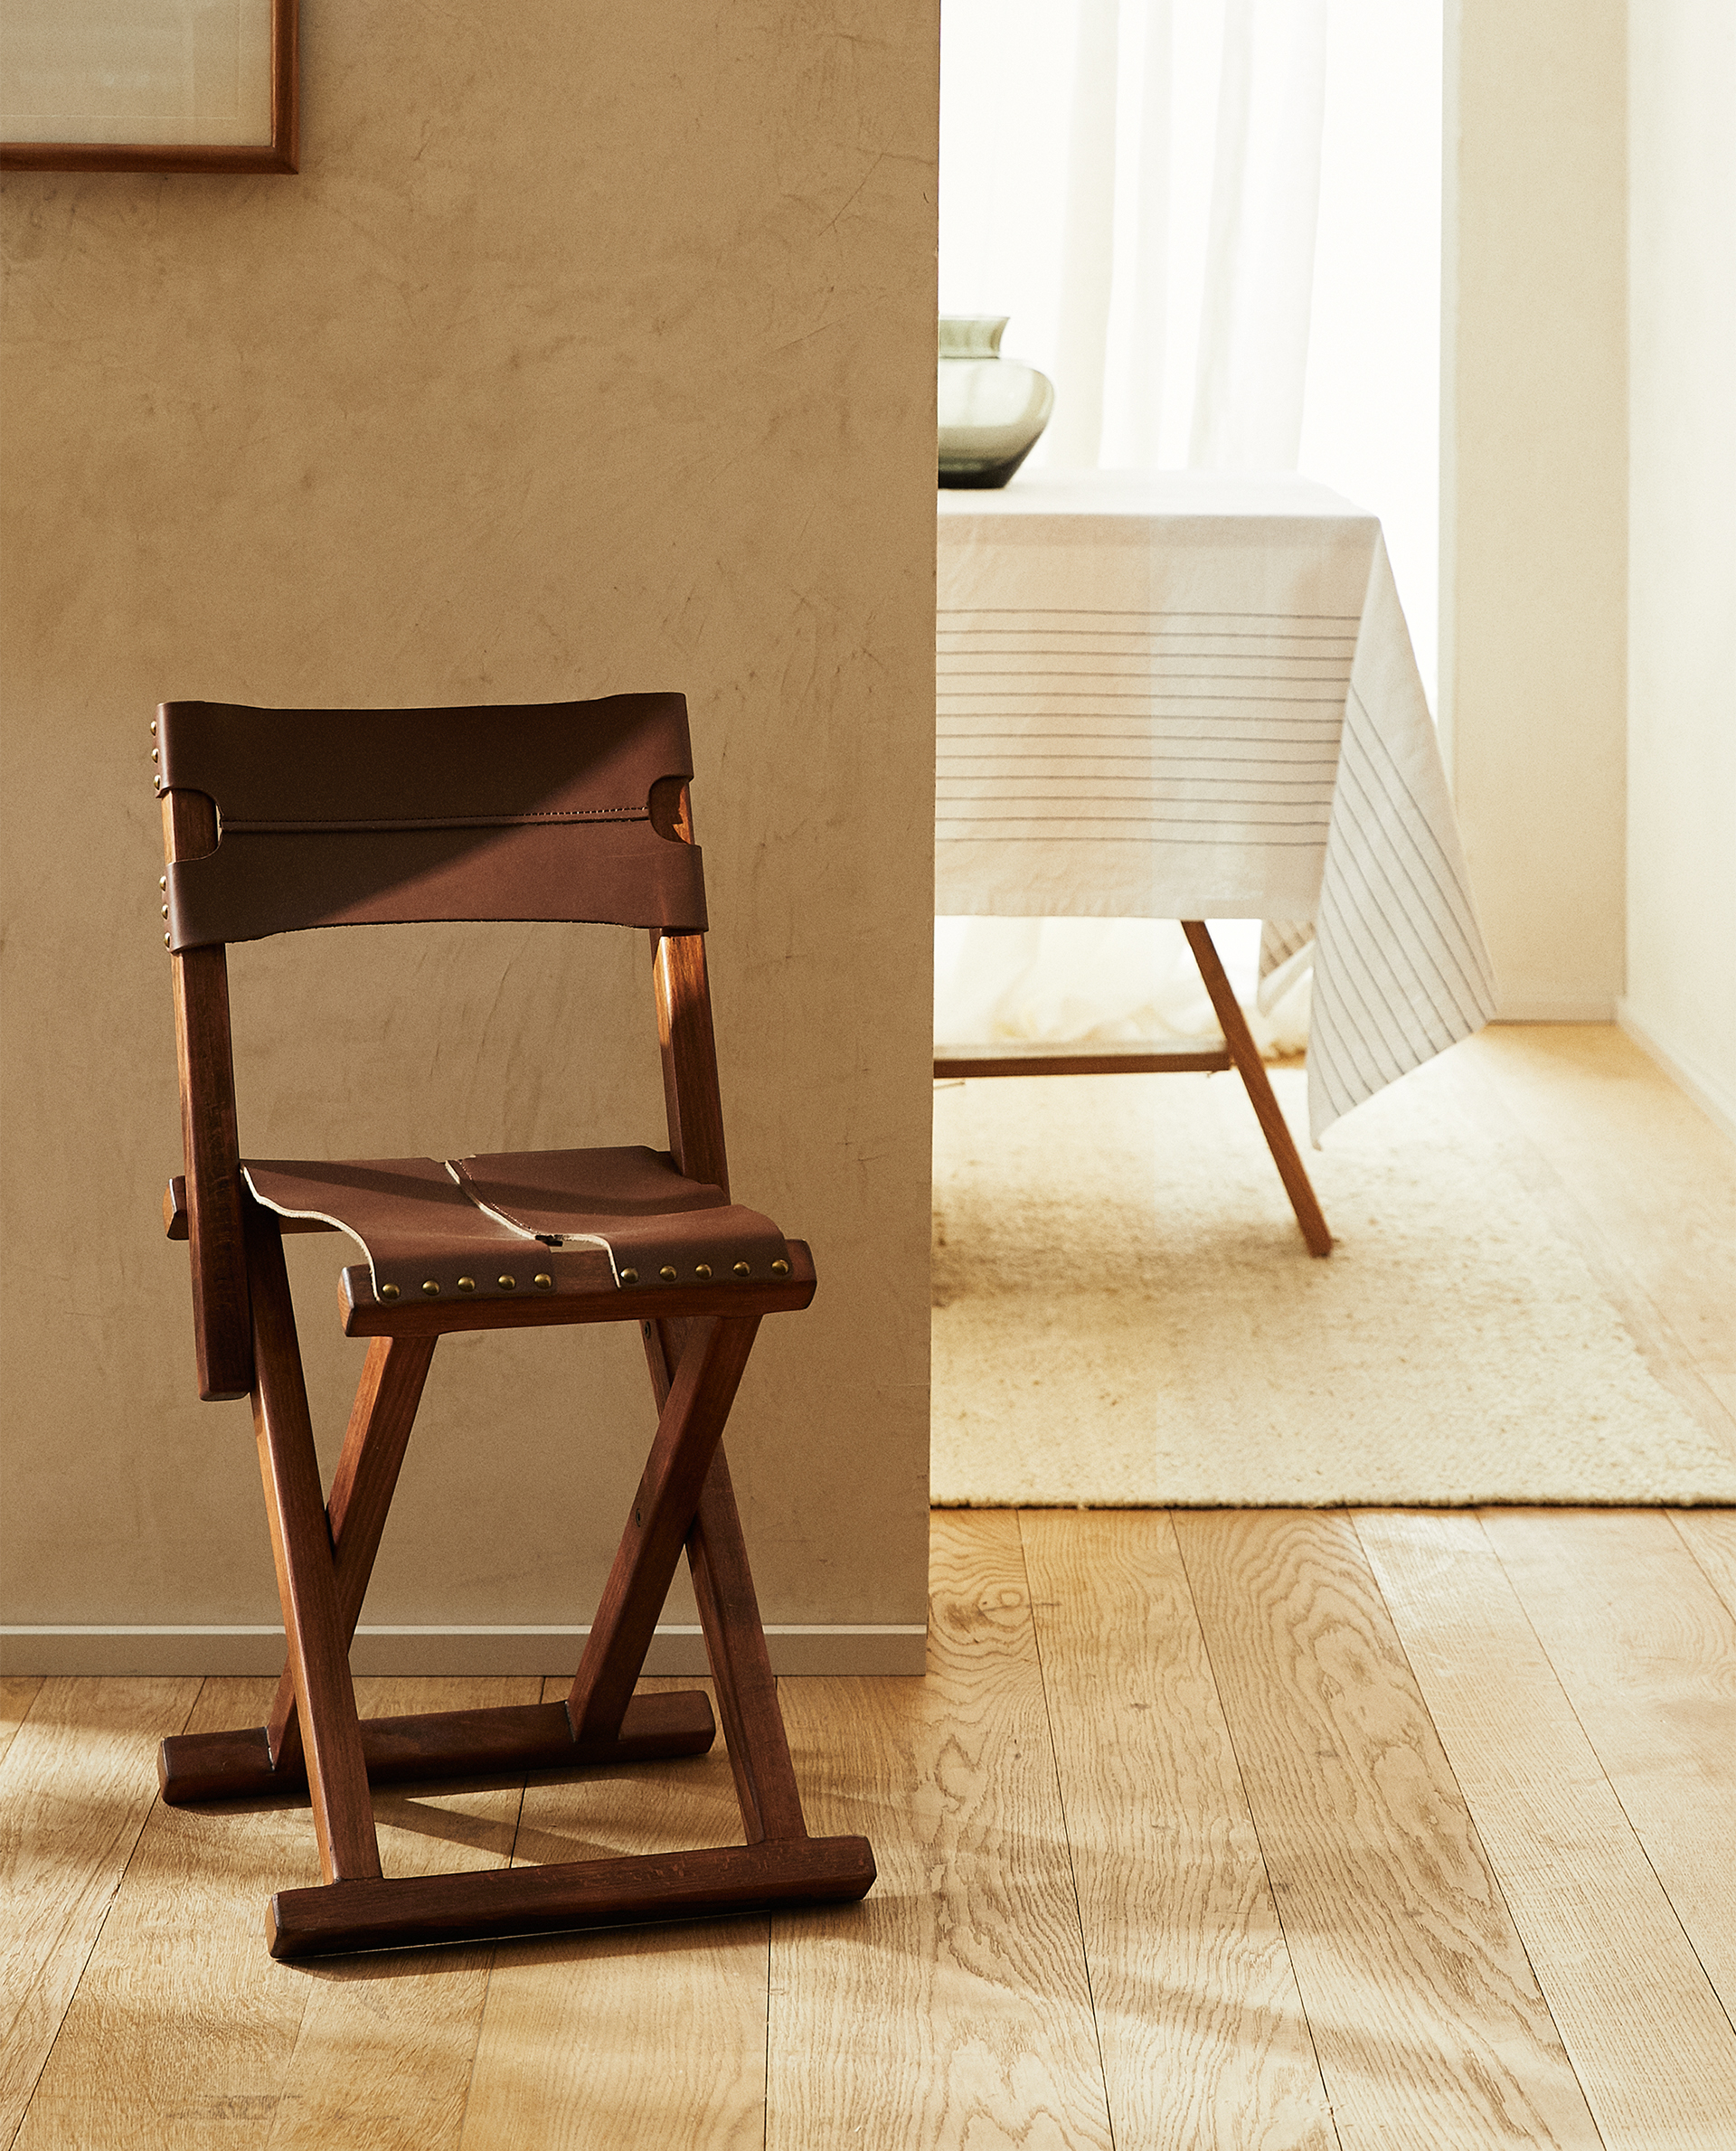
[157,1204,874,1959]
[935,921,1331,1257]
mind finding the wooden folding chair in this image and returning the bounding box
[935,920,1331,1257]
[151,693,875,1959]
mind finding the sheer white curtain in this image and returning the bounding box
[941,0,1330,472]
[935,0,1442,1055]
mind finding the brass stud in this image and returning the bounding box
[533,1272,553,1289]
[150,748,159,762]
[457,1276,476,1292]
[694,1263,712,1280]
[771,1258,790,1277]
[497,1274,516,1290]
[161,904,169,919]
[158,876,166,891]
[659,1265,678,1281]
[164,932,172,947]
[422,1279,440,1297]
[733,1260,751,1277]
[149,720,157,736]
[620,1268,639,1285]
[380,1282,401,1301]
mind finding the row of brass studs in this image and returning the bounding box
[375,1256,793,1302]
[378,1270,556,1302]
[618,1257,792,1287]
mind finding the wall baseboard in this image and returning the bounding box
[1618,1002,1736,1146]
[0,1623,929,1679]
[1490,998,1619,1023]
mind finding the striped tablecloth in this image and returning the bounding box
[937,472,1497,1140]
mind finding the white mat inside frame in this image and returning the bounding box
[931,1057,1736,1509]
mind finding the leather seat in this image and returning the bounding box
[243,1146,792,1304]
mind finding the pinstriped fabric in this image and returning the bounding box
[1303,538,1497,1136]
[935,480,1496,1141]
[936,609,1355,920]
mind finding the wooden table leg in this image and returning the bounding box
[1182,920,1332,1258]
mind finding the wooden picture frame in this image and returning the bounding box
[1,0,297,173]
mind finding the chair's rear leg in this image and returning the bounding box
[1181,920,1332,1257]
[246,1203,382,1883]
[267,1334,437,1774]
[568,1315,760,1746]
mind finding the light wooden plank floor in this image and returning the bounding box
[7,1028,1732,2145]
[7,1507,1735,2150]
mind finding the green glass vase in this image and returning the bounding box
[938,316,1055,489]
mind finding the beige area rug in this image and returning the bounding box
[931,1058,1736,1507]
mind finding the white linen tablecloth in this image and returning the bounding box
[937,472,1498,1139]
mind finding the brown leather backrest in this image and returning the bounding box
[159,694,708,949]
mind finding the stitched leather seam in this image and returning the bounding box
[221,808,650,833]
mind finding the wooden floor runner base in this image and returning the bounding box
[159,1691,716,1804]
[267,1834,878,1959]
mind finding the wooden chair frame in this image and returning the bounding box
[154,732,873,1959]
[935,920,1331,1258]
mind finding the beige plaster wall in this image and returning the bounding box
[1624,2,1736,1141]
[1441,0,1628,1018]
[0,5,939,1674]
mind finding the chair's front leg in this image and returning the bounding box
[246,1203,382,1884]
[685,1446,807,1844]
[642,1314,808,1844]
[567,1314,760,1746]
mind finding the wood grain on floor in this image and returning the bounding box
[0,1675,202,2146]
[8,1510,1736,2149]
[458,1677,770,2151]
[259,1675,541,2151]
[1173,1509,1602,2149]
[12,1676,538,2151]
[0,1679,42,1775]
[767,1510,1114,2151]
[1356,1508,1736,2151]
[1019,1508,1335,2149]
[1677,1505,1736,1620]
[1477,1507,1736,2019]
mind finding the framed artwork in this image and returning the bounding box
[1,0,297,173]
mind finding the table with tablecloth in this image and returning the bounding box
[936,471,1498,1141]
